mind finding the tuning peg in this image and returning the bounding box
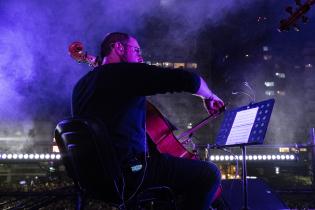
[293,24,300,32]
[278,19,290,32]
[94,56,100,66]
[302,15,309,23]
[286,6,293,14]
[278,27,289,32]
[295,0,302,6]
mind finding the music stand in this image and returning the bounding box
[215,99,275,210]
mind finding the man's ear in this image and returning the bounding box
[114,42,124,55]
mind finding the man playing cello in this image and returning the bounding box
[72,32,225,210]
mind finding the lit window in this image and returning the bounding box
[279,147,289,153]
[152,62,162,67]
[264,81,275,87]
[263,55,272,60]
[145,61,152,65]
[305,64,313,68]
[19,180,26,185]
[265,90,275,96]
[299,148,307,152]
[52,145,60,153]
[262,46,269,51]
[174,63,185,69]
[277,90,285,96]
[187,122,192,129]
[257,16,267,23]
[275,72,285,78]
[163,62,173,68]
[186,63,198,69]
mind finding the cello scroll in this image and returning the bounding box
[68,41,100,67]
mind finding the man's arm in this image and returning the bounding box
[194,77,225,115]
[194,76,213,99]
[97,63,224,114]
[97,63,200,95]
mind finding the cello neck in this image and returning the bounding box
[177,107,225,140]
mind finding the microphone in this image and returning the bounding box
[232,81,256,104]
[232,91,255,103]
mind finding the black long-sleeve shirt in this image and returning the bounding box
[72,63,200,161]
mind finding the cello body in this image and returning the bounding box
[146,101,197,159]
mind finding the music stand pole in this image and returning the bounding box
[241,145,249,210]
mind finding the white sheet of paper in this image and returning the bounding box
[226,107,259,145]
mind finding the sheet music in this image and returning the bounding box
[226,107,259,145]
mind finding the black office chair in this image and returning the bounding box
[54,117,177,210]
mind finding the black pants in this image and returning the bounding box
[122,153,221,210]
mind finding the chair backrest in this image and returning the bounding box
[54,117,122,202]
